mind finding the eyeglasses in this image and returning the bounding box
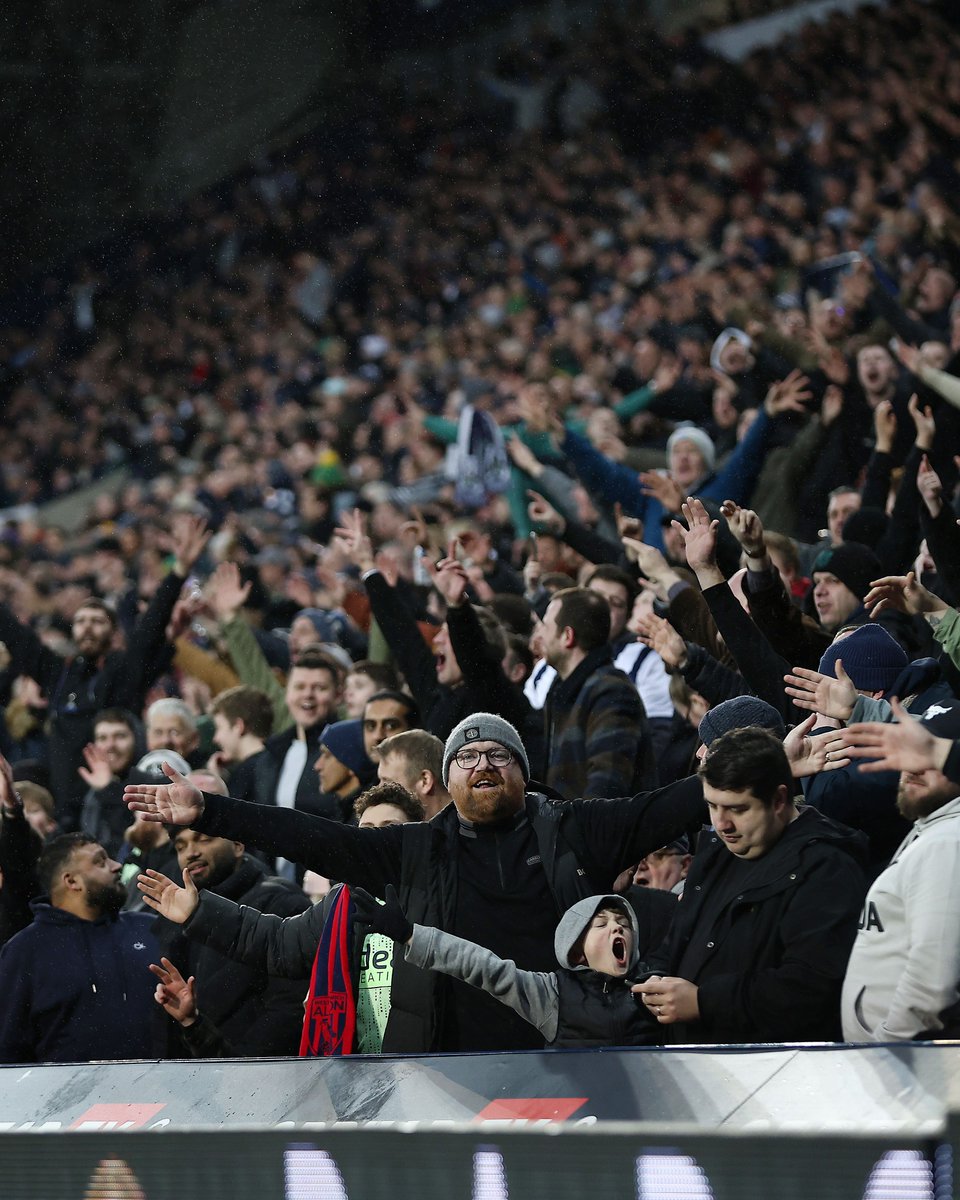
[454,747,514,770]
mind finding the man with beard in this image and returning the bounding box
[0,833,159,1062]
[841,700,960,1041]
[0,514,209,828]
[124,713,705,1053]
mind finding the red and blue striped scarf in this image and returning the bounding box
[299,885,357,1057]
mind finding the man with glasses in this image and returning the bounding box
[124,712,705,1053]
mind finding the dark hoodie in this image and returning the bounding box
[0,902,158,1063]
[404,894,658,1048]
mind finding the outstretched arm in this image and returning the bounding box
[406,924,559,1042]
[128,763,405,893]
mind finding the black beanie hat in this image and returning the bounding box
[811,541,882,602]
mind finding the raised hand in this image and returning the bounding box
[783,658,857,722]
[821,384,845,427]
[166,592,203,642]
[891,338,921,375]
[631,611,687,670]
[205,561,252,622]
[150,957,197,1026]
[138,867,200,925]
[720,500,765,557]
[613,501,643,544]
[782,714,851,778]
[652,357,682,395]
[526,490,565,535]
[168,514,211,576]
[908,393,935,451]
[0,752,21,816]
[873,399,897,455]
[124,760,205,826]
[332,508,375,573]
[834,698,951,774]
[397,507,428,551]
[78,743,115,791]
[638,470,684,514]
[764,370,813,418]
[425,547,470,609]
[284,573,315,609]
[916,454,943,517]
[506,435,544,478]
[672,498,718,574]
[865,571,947,619]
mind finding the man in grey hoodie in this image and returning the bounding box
[352,887,658,1049]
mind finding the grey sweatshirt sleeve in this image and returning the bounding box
[404,925,560,1043]
[849,696,894,724]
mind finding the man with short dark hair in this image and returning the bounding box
[208,684,274,802]
[361,691,419,761]
[541,587,655,799]
[634,727,867,1044]
[77,707,143,855]
[0,832,158,1063]
[258,646,344,840]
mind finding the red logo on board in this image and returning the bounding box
[70,1104,166,1130]
[474,1098,587,1122]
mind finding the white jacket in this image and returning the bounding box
[841,794,960,1042]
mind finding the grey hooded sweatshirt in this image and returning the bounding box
[404,894,655,1048]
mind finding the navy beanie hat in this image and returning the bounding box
[318,719,371,779]
[698,696,786,747]
[818,623,907,695]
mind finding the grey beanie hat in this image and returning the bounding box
[442,712,530,785]
[666,424,716,475]
[698,696,785,748]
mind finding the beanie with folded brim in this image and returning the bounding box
[442,713,530,786]
[818,623,907,696]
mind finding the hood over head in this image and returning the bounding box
[554,894,640,975]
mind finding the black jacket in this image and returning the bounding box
[192,775,706,1052]
[154,854,311,1057]
[648,807,868,1044]
[0,571,182,824]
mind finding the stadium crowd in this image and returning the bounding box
[2,0,960,1061]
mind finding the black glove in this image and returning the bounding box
[350,884,413,943]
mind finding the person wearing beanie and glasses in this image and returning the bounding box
[124,711,706,1054]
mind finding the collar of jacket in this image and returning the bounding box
[550,644,615,705]
[209,853,265,901]
[454,805,530,839]
[692,806,866,896]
